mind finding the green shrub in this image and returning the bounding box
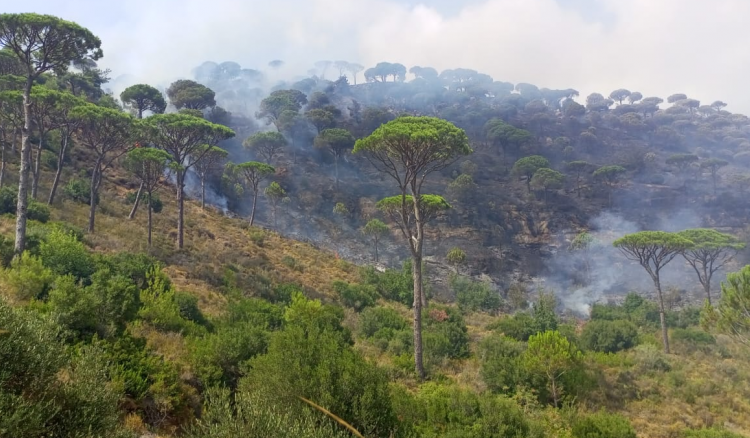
[241,293,399,437]
[683,428,748,438]
[27,201,50,223]
[0,301,126,437]
[96,332,191,427]
[479,334,527,393]
[187,387,351,438]
[451,275,502,313]
[489,312,537,341]
[572,411,637,438]
[0,251,55,301]
[423,305,470,360]
[0,186,16,214]
[401,382,531,438]
[580,319,639,353]
[95,251,157,289]
[0,234,14,267]
[633,344,671,372]
[360,261,414,306]
[332,280,377,311]
[137,268,202,335]
[174,291,209,326]
[189,324,269,388]
[63,178,98,205]
[359,306,409,338]
[672,328,715,344]
[41,149,57,169]
[39,229,95,281]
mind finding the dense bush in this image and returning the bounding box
[332,280,377,311]
[572,411,637,438]
[489,312,537,341]
[580,319,639,353]
[40,229,95,281]
[451,275,502,313]
[187,387,351,438]
[63,178,98,205]
[479,333,527,393]
[27,201,50,223]
[671,328,715,345]
[394,382,533,438]
[423,305,470,362]
[0,252,55,301]
[0,301,127,437]
[0,186,16,214]
[137,268,204,335]
[359,306,409,338]
[241,293,401,437]
[360,261,415,306]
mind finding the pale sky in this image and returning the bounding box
[2,0,749,113]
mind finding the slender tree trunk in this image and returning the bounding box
[412,252,425,381]
[703,264,712,306]
[88,166,100,232]
[31,136,42,199]
[712,173,717,195]
[200,176,206,210]
[48,134,69,205]
[15,79,33,255]
[147,188,153,247]
[249,189,258,226]
[653,276,671,354]
[177,170,185,249]
[0,139,5,188]
[129,182,143,219]
[551,376,559,408]
[704,279,712,306]
[374,236,379,262]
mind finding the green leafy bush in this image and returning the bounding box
[174,292,209,326]
[137,268,202,335]
[359,306,409,338]
[0,301,127,437]
[580,319,639,353]
[0,251,55,301]
[332,280,377,311]
[0,186,16,214]
[187,387,350,438]
[572,411,637,438]
[488,312,537,341]
[423,305,470,361]
[479,333,527,393]
[451,275,502,313]
[63,178,98,205]
[40,229,95,281]
[360,261,414,305]
[672,328,715,344]
[241,293,399,437]
[27,201,50,223]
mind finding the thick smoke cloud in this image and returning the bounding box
[7,0,750,113]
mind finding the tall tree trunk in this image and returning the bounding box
[15,78,33,255]
[88,166,100,232]
[147,188,153,247]
[412,252,425,381]
[48,134,69,205]
[249,189,258,226]
[31,137,42,199]
[200,176,206,210]
[653,276,670,354]
[177,170,185,249]
[704,280,712,306]
[129,182,143,219]
[0,139,5,188]
[703,264,712,306]
[374,237,379,262]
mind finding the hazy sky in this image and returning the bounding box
[3,0,749,112]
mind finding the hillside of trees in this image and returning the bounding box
[1,12,750,438]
